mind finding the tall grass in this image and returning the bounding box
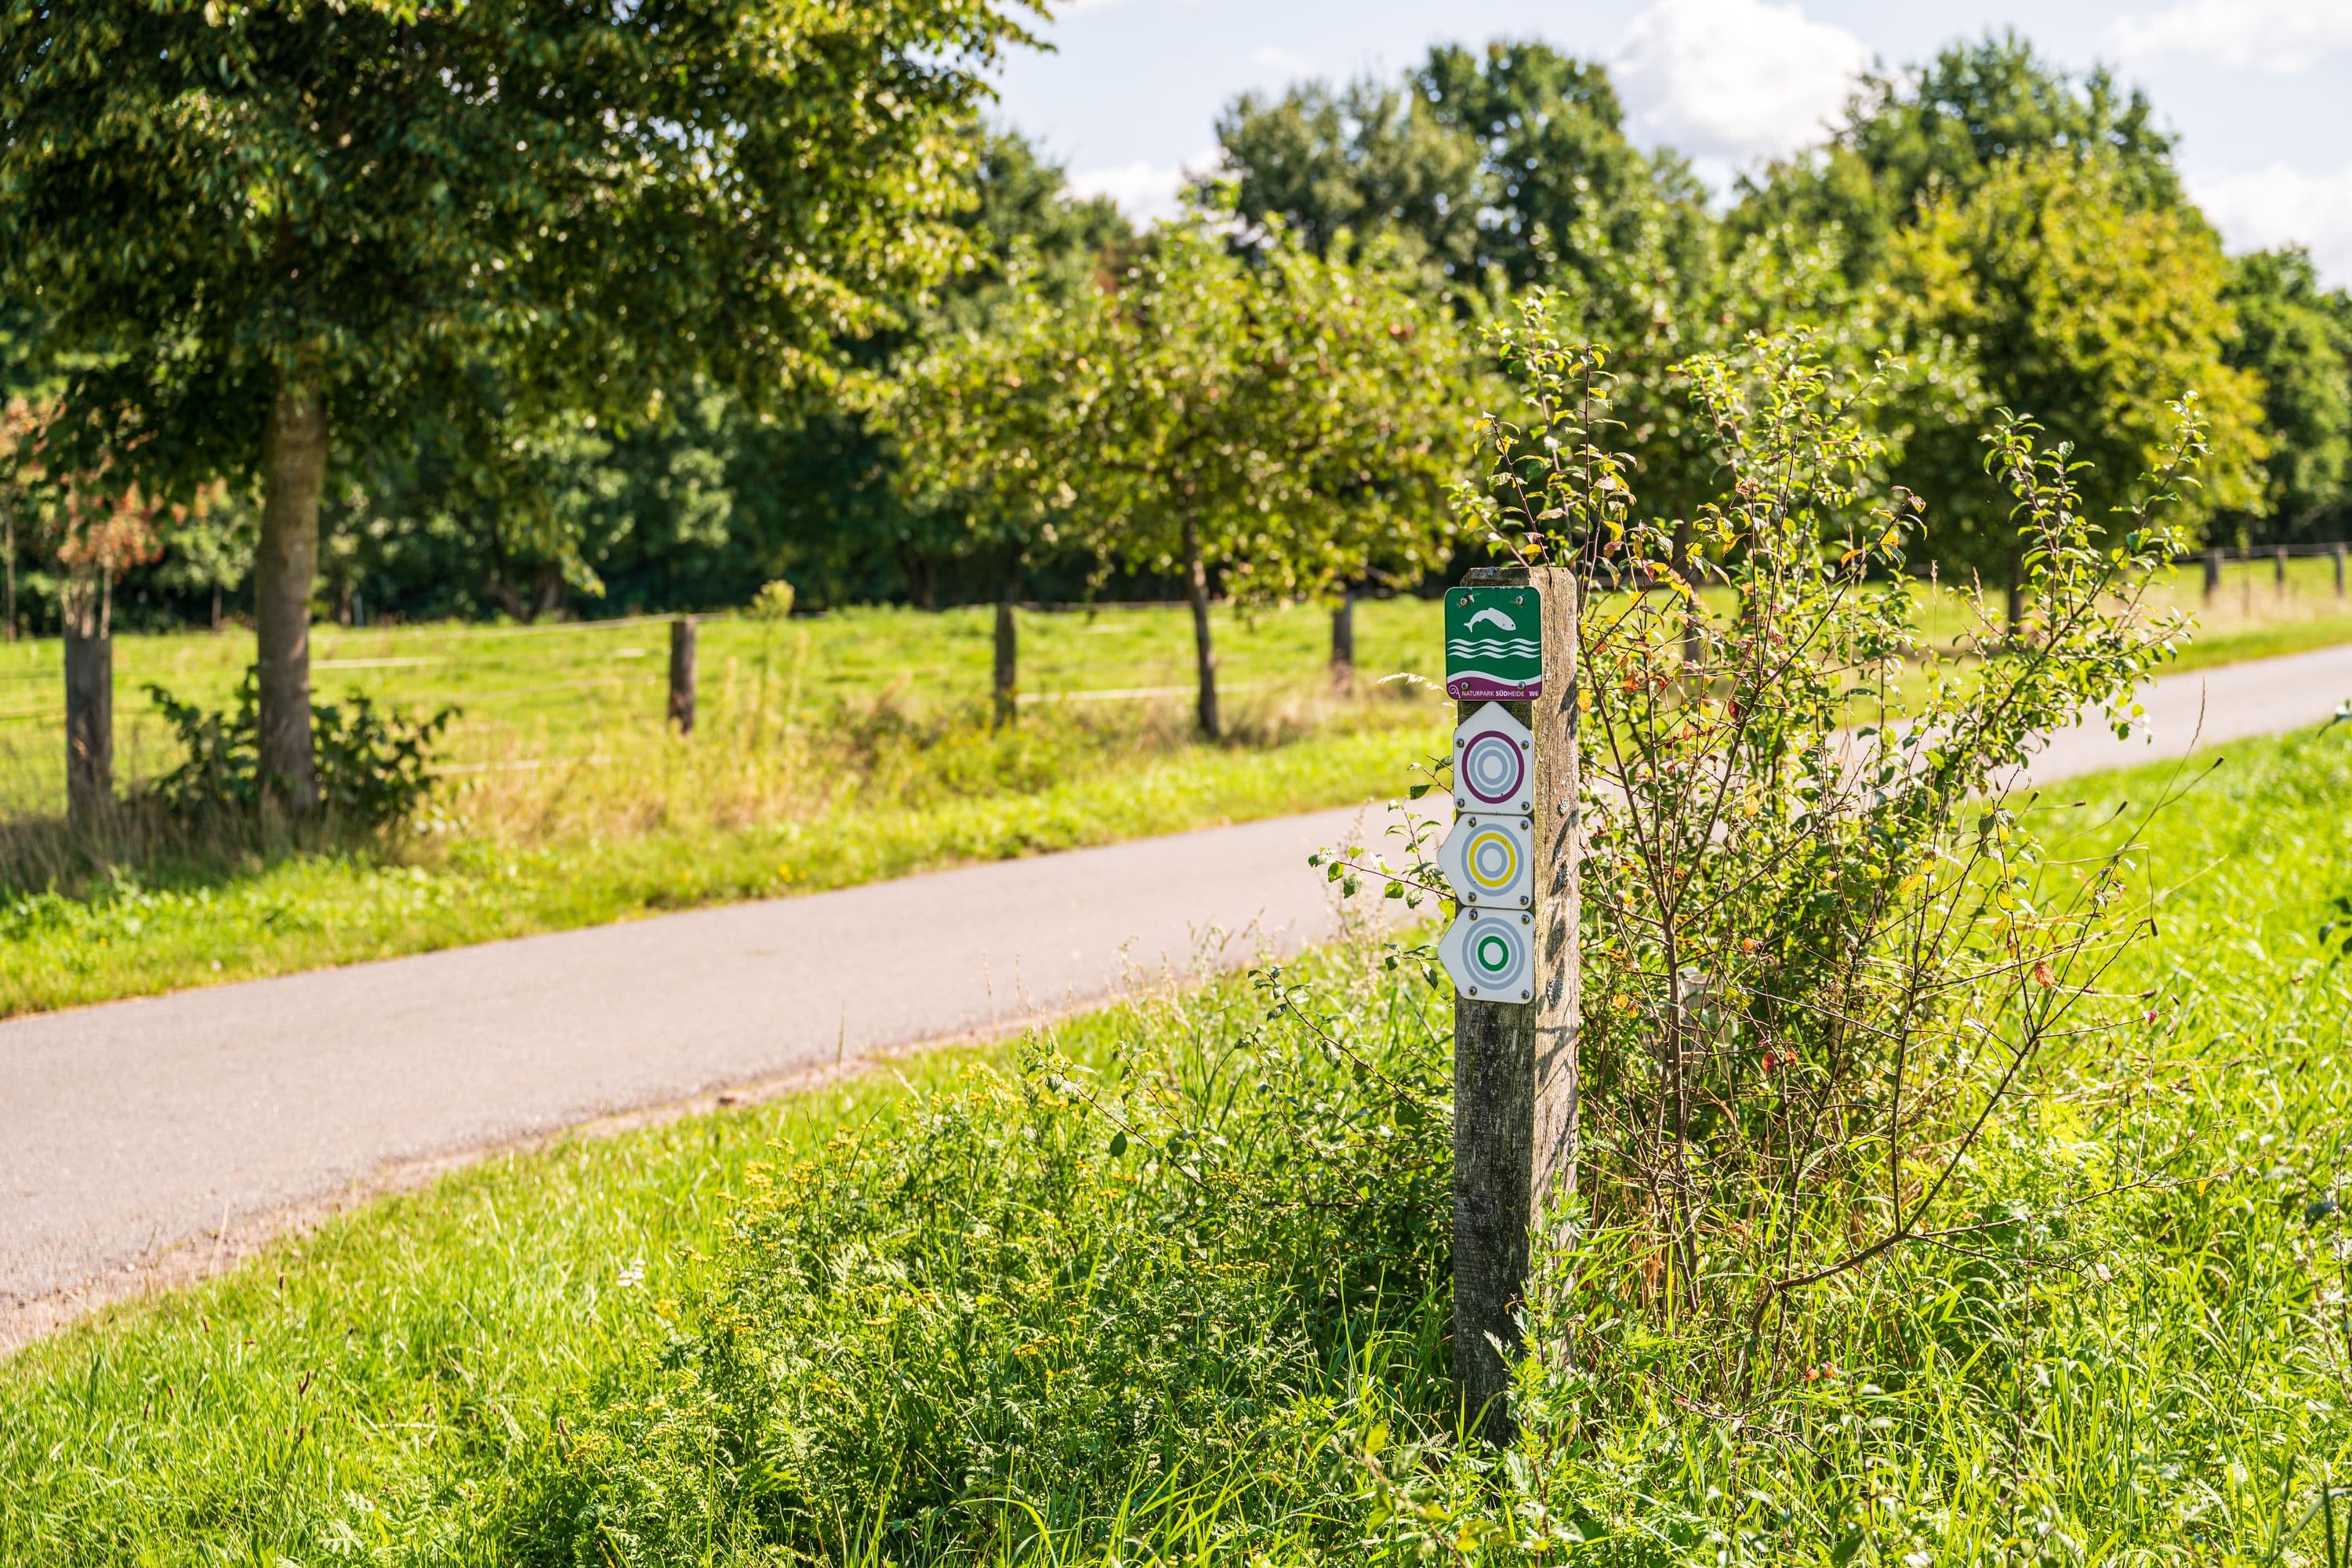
[0,601,1446,1013]
[5,726,2349,1564]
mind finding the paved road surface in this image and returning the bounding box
[2019,641,2351,783]
[5,641,2349,1344]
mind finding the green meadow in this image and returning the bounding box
[4,723,2349,1563]
[0,561,2347,1021]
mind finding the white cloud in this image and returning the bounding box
[1250,45,1319,75]
[1066,153,1212,223]
[2190,160,2352,286]
[1612,0,1870,190]
[2109,0,2352,74]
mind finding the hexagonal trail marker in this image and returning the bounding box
[1439,813,1533,909]
[1439,906,1535,1002]
[1453,702,1533,816]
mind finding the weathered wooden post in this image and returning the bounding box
[667,615,697,735]
[64,590,112,830]
[1438,564,1578,1443]
[2202,549,2223,601]
[2276,546,2289,597]
[2334,543,2347,599]
[992,597,1018,728]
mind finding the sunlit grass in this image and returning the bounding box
[4,724,2348,1563]
[0,563,2343,1020]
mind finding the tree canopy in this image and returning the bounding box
[2222,249,2352,542]
[0,0,1037,800]
[1882,151,2267,593]
[891,218,1479,735]
[3,17,2349,694]
[1734,32,2182,281]
[1209,40,1707,297]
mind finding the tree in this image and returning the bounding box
[1209,76,1488,278]
[893,220,1477,737]
[1207,42,1708,298]
[1098,223,1475,737]
[1207,43,1750,549]
[1733,32,2182,282]
[873,129,1134,620]
[889,263,1113,724]
[0,301,46,641]
[1880,151,2267,611]
[2221,249,2352,543]
[151,497,257,633]
[1414,41,1711,296]
[0,0,1036,808]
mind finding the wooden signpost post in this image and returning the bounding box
[1438,564,1578,1442]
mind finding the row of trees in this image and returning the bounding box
[3,14,2350,798]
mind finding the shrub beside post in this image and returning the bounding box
[1450,563,1579,1443]
[668,616,696,735]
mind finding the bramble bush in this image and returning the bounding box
[147,668,456,834]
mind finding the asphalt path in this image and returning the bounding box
[4,641,2349,1346]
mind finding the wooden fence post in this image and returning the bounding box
[1452,564,1579,1443]
[2335,543,2346,599]
[2202,549,2223,601]
[993,596,1018,728]
[64,612,112,830]
[1330,590,1356,693]
[2276,546,2289,596]
[667,616,697,735]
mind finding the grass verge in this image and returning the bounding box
[0,569,2344,1020]
[5,723,2350,1563]
[0,710,1436,1017]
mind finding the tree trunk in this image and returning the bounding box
[211,583,223,633]
[1181,512,1219,739]
[257,366,327,813]
[1329,589,1355,693]
[993,556,1022,729]
[899,545,938,612]
[63,574,112,832]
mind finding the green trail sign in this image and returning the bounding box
[1445,586,1544,700]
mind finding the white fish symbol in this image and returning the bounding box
[1466,607,1517,633]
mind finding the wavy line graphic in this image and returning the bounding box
[1446,638,1541,655]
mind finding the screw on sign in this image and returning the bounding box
[1439,906,1535,1001]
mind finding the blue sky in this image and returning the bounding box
[991,0,2352,284]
